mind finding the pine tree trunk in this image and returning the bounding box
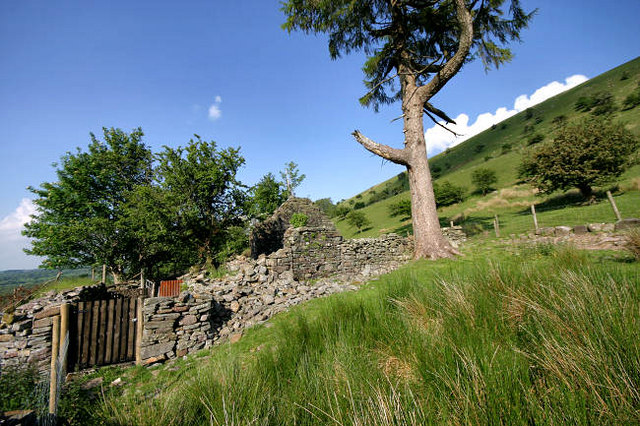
[404,104,457,259]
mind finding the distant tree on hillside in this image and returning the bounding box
[434,181,466,206]
[346,210,371,234]
[334,204,351,219]
[519,117,639,199]
[472,168,498,196]
[283,0,533,260]
[388,200,411,218]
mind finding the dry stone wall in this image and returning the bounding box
[139,294,225,365]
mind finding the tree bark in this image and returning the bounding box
[403,89,458,259]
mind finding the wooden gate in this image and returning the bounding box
[67,298,139,371]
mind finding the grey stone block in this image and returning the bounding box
[141,341,175,360]
[615,218,640,231]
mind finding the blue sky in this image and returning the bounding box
[1,0,639,270]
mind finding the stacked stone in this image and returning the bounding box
[186,269,359,344]
[441,226,467,247]
[0,306,60,370]
[140,295,217,365]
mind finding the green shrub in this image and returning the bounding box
[574,92,617,115]
[471,168,497,195]
[0,364,40,412]
[334,205,351,219]
[388,200,412,218]
[434,180,465,206]
[346,210,371,233]
[622,90,640,110]
[527,133,544,145]
[290,213,309,228]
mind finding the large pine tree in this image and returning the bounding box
[283,0,533,259]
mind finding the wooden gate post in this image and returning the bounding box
[606,190,622,221]
[135,297,144,365]
[102,264,107,283]
[49,315,60,414]
[59,304,70,376]
[531,204,539,232]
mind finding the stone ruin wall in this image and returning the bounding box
[1,198,468,369]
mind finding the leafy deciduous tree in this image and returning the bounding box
[248,173,288,219]
[346,210,371,233]
[283,0,533,259]
[23,128,153,280]
[434,180,465,206]
[280,161,306,198]
[519,117,639,199]
[388,199,412,218]
[471,168,497,196]
[156,137,246,266]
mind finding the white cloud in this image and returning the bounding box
[0,198,36,236]
[0,199,41,270]
[425,74,589,156]
[208,95,222,120]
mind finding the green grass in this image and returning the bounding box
[63,242,640,425]
[32,275,99,297]
[335,56,640,239]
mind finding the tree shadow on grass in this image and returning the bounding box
[391,216,494,237]
[458,216,495,236]
[355,226,374,235]
[516,189,608,216]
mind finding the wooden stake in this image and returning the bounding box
[450,220,454,227]
[531,204,539,231]
[102,264,107,284]
[59,304,70,376]
[140,269,144,290]
[135,297,144,366]
[49,316,60,414]
[493,214,500,238]
[91,267,95,281]
[606,190,622,221]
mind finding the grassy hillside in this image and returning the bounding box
[335,56,640,238]
[35,242,639,425]
[0,268,93,296]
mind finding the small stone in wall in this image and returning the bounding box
[229,332,243,344]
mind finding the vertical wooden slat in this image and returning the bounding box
[135,297,143,365]
[89,301,100,366]
[75,302,85,370]
[122,299,130,360]
[104,299,114,364]
[81,301,92,368]
[112,298,123,363]
[126,298,137,359]
[97,300,107,365]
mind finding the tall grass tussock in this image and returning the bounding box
[96,244,640,425]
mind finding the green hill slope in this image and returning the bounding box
[335,56,640,238]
